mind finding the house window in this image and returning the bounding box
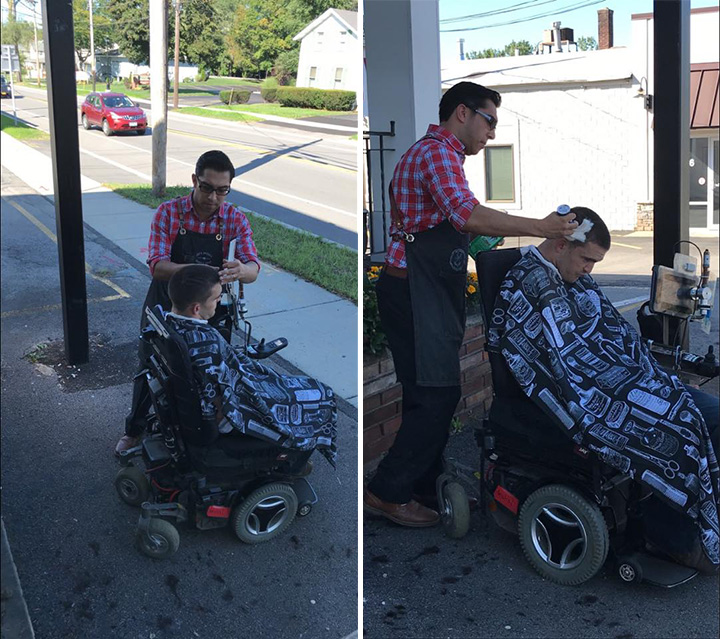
[308,66,317,87]
[689,135,719,229]
[485,146,515,202]
[334,68,343,85]
[339,30,347,44]
[316,31,324,49]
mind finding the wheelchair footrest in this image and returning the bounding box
[293,477,318,506]
[143,436,172,464]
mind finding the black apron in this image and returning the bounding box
[140,207,231,344]
[390,185,468,387]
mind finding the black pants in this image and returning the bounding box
[368,272,461,504]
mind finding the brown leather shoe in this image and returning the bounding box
[363,488,440,528]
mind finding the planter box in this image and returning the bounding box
[363,313,493,472]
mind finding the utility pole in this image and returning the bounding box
[29,0,41,86]
[88,0,96,91]
[150,0,168,197]
[172,0,181,109]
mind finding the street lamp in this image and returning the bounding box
[172,0,182,109]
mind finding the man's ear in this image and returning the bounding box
[555,238,569,253]
[191,173,198,188]
[455,103,470,124]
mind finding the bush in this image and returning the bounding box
[261,77,278,102]
[219,89,251,105]
[123,77,132,90]
[182,76,195,83]
[275,87,356,111]
[195,71,209,82]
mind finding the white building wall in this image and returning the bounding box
[296,14,358,91]
[464,81,639,231]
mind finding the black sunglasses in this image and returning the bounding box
[471,108,497,131]
[197,179,231,196]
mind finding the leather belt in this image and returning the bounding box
[383,265,408,280]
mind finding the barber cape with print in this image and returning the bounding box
[488,246,719,566]
[163,310,337,466]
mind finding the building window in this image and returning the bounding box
[485,145,515,202]
[339,30,347,44]
[334,68,343,85]
[308,66,317,87]
[316,31,324,49]
[689,135,719,229]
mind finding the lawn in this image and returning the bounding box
[177,107,263,123]
[220,103,357,119]
[16,80,216,100]
[103,183,357,302]
[204,76,263,87]
[0,112,49,140]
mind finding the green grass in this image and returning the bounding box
[205,76,262,86]
[16,80,215,99]
[0,113,49,140]
[177,106,263,123]
[102,183,357,302]
[220,103,355,119]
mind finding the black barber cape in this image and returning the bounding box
[488,246,719,566]
[162,310,337,466]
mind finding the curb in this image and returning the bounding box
[1,519,35,639]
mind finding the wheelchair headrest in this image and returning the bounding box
[144,306,218,446]
[475,248,525,399]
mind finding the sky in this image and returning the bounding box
[438,0,717,64]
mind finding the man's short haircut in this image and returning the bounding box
[439,82,502,122]
[195,150,235,181]
[569,206,611,250]
[168,264,221,312]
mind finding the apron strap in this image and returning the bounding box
[388,181,414,243]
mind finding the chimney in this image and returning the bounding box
[458,38,465,61]
[598,7,614,49]
[552,21,563,53]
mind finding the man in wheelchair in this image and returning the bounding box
[486,206,718,577]
[147,264,337,465]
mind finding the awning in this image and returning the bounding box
[690,63,719,129]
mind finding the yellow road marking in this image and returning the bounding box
[3,197,131,300]
[612,241,642,250]
[617,301,645,313]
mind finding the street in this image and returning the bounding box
[3,85,358,248]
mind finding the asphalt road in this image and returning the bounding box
[0,172,359,638]
[2,87,358,249]
[365,239,719,639]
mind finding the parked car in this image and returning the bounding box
[80,92,147,136]
[0,76,11,99]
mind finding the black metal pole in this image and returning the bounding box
[653,0,691,268]
[41,0,89,364]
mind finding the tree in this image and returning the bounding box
[273,49,299,85]
[466,39,534,60]
[577,36,598,51]
[3,0,29,81]
[172,0,223,76]
[107,0,150,66]
[73,0,114,72]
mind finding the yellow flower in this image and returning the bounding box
[467,285,477,294]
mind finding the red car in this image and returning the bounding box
[80,92,147,136]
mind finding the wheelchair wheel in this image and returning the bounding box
[136,518,180,560]
[115,466,150,507]
[518,484,609,585]
[232,483,298,544]
[441,482,470,539]
[617,555,643,584]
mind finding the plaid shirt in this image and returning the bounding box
[385,124,478,269]
[147,193,259,275]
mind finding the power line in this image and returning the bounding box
[440,0,557,25]
[440,0,606,33]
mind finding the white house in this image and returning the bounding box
[440,7,719,234]
[94,49,198,83]
[294,8,358,92]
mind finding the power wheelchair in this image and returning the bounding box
[114,305,322,560]
[436,247,718,587]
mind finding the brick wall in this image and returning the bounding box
[363,315,493,472]
[635,202,653,231]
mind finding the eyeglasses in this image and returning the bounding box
[472,108,497,131]
[196,179,231,196]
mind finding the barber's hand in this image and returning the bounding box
[539,211,578,239]
[219,259,242,283]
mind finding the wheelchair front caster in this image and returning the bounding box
[136,518,180,560]
[440,482,470,540]
[115,466,150,507]
[618,556,643,584]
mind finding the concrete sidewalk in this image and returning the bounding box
[0,131,358,408]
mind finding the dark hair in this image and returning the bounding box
[195,150,235,181]
[439,82,502,122]
[168,264,220,311]
[569,206,611,250]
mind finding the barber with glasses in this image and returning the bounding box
[116,149,260,456]
[364,82,579,527]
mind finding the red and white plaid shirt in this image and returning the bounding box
[147,193,259,275]
[385,124,478,269]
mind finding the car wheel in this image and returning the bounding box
[81,113,90,130]
[518,484,609,585]
[232,483,297,544]
[136,128,146,136]
[102,119,112,136]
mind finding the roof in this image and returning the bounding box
[293,8,358,41]
[442,47,633,90]
[691,63,719,128]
